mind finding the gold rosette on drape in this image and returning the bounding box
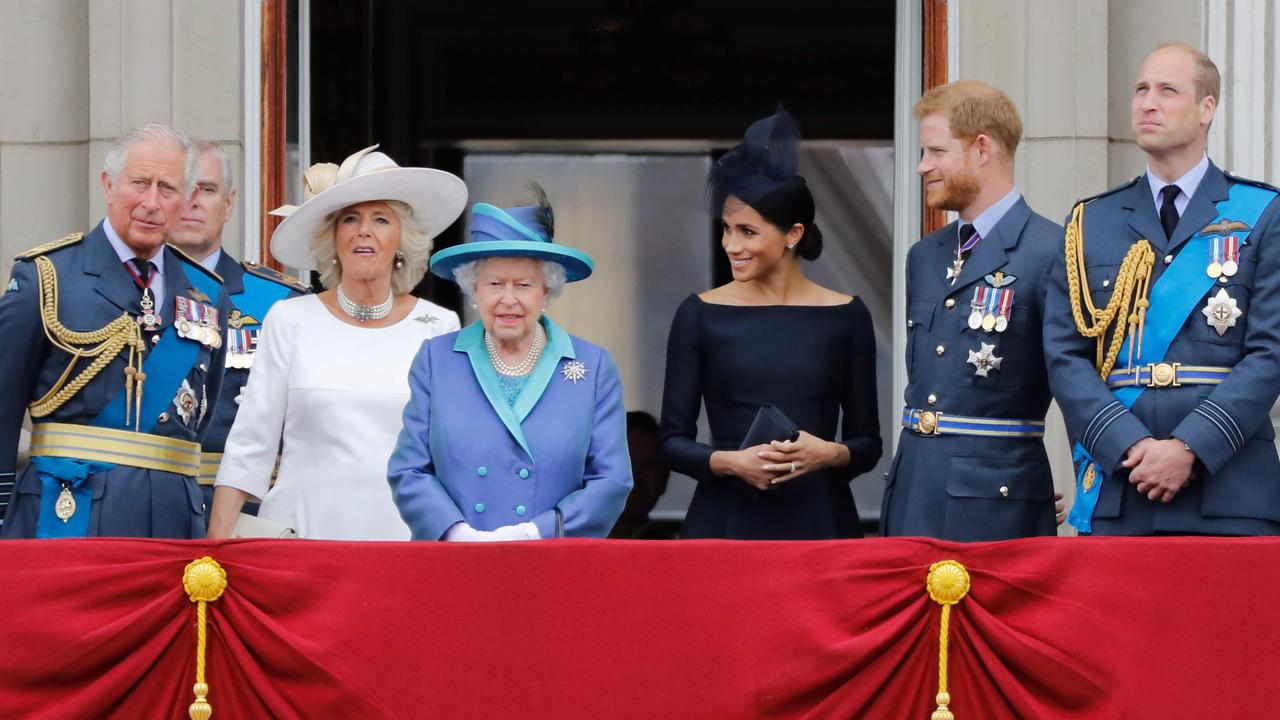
[183,556,227,720]
[927,560,971,720]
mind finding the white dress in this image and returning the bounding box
[214,294,460,540]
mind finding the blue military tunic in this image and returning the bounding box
[1044,163,1280,535]
[0,222,230,538]
[197,252,306,510]
[882,194,1063,540]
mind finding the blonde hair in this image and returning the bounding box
[1153,42,1220,104]
[914,80,1023,160]
[310,200,432,293]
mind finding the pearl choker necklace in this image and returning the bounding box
[485,324,546,376]
[336,285,394,322]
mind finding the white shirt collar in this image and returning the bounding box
[102,217,167,278]
[199,248,223,273]
[1146,154,1210,216]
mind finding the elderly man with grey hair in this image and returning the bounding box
[169,140,308,512]
[0,122,232,538]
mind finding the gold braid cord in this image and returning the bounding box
[926,560,971,720]
[183,557,227,720]
[1063,202,1155,378]
[27,256,148,428]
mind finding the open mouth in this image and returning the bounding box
[729,257,751,268]
[351,246,377,257]
[495,313,523,326]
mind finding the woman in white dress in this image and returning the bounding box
[206,146,466,540]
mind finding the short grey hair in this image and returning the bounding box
[103,123,197,194]
[452,258,566,303]
[192,139,234,191]
[310,200,433,294]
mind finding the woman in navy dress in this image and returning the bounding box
[659,110,881,539]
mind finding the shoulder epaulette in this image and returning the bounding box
[16,232,84,260]
[1072,175,1142,208]
[1224,172,1280,194]
[242,260,310,293]
[166,244,224,283]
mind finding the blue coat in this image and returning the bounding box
[0,222,229,538]
[387,318,632,540]
[882,197,1062,540]
[1043,163,1280,535]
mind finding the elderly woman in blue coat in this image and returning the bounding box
[388,186,632,540]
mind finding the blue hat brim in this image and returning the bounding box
[430,241,595,283]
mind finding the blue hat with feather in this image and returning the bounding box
[430,183,595,282]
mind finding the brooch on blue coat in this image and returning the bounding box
[561,360,588,384]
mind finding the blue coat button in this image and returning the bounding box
[474,502,486,513]
[477,466,488,477]
[515,505,526,516]
[518,468,530,479]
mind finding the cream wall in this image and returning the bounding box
[0,0,246,267]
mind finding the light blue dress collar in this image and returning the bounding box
[960,187,1022,242]
[1146,153,1210,215]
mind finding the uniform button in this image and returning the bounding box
[944,298,956,309]
[1101,279,1110,288]
[158,412,170,423]
[907,319,914,328]
[518,468,530,479]
[927,394,938,406]
[999,486,1009,497]
[515,505,527,516]
[476,466,488,477]
[1164,254,1174,265]
[151,334,161,345]
[935,345,946,356]
[474,502,486,513]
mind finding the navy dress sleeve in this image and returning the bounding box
[658,295,715,481]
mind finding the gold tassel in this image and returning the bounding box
[926,560,971,720]
[133,370,146,432]
[183,557,227,720]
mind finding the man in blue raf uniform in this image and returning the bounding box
[0,123,230,538]
[881,80,1063,540]
[169,140,307,511]
[1045,44,1280,535]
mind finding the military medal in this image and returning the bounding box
[946,226,983,286]
[1221,235,1240,277]
[968,287,986,330]
[55,483,76,522]
[994,288,1014,332]
[1202,288,1242,336]
[1206,236,1224,278]
[946,255,966,285]
[136,290,161,332]
[967,342,1003,378]
[174,378,197,425]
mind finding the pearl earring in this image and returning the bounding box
[330,258,338,265]
[785,243,796,250]
[394,250,405,269]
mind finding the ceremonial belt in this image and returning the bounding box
[198,452,281,487]
[1105,363,1231,389]
[30,423,200,477]
[901,407,1045,438]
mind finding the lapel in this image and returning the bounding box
[160,246,189,326]
[1167,163,1230,254]
[215,252,245,297]
[924,222,960,292]
[512,317,576,424]
[950,198,1028,290]
[82,221,142,315]
[1123,175,1172,251]
[454,322,533,459]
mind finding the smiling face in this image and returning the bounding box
[170,149,235,259]
[333,201,401,284]
[720,196,802,283]
[101,136,189,258]
[916,113,982,213]
[474,257,548,345]
[1131,46,1215,161]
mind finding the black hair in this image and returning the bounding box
[745,177,824,261]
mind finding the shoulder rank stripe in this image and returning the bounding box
[1072,175,1143,209]
[242,260,310,293]
[1224,172,1280,195]
[16,233,84,260]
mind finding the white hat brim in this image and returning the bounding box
[268,167,468,271]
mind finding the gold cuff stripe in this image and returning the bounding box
[30,423,199,476]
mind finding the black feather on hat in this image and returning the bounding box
[706,107,803,217]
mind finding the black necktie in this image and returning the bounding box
[1159,185,1180,239]
[959,223,977,246]
[129,258,153,289]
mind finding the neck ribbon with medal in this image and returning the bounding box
[946,226,982,285]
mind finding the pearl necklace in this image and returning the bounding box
[336,284,394,322]
[485,324,545,376]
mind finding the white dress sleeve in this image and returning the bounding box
[212,298,299,500]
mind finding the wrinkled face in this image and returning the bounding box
[102,137,189,257]
[474,257,548,345]
[171,150,235,254]
[333,201,401,284]
[720,197,800,282]
[916,113,982,212]
[1131,46,1214,158]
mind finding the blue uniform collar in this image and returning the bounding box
[960,187,1022,243]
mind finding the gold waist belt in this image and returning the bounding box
[198,452,281,487]
[30,423,200,477]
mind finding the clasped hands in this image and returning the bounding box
[715,431,849,492]
[1122,437,1196,503]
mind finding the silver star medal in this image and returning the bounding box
[946,255,965,285]
[561,360,588,384]
[967,342,1003,378]
[174,379,198,424]
[1202,288,1242,336]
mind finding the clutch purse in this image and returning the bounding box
[739,405,801,449]
[231,512,298,539]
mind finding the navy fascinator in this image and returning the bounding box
[707,108,803,217]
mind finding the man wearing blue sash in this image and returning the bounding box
[0,123,231,538]
[169,140,307,511]
[1045,44,1280,535]
[882,80,1064,540]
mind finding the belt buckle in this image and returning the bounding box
[1144,362,1181,388]
[915,410,942,436]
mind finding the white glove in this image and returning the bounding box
[442,522,495,542]
[488,522,541,541]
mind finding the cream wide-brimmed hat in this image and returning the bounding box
[267,145,467,271]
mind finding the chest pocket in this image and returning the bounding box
[1190,248,1257,346]
[907,301,935,383]
[953,305,1030,392]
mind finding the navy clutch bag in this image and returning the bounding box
[739,405,801,449]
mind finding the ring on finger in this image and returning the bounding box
[790,461,797,473]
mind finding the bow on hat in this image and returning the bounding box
[268,145,380,218]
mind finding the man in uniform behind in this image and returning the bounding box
[0,123,230,538]
[168,140,307,513]
[1045,44,1280,535]
[881,80,1063,540]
